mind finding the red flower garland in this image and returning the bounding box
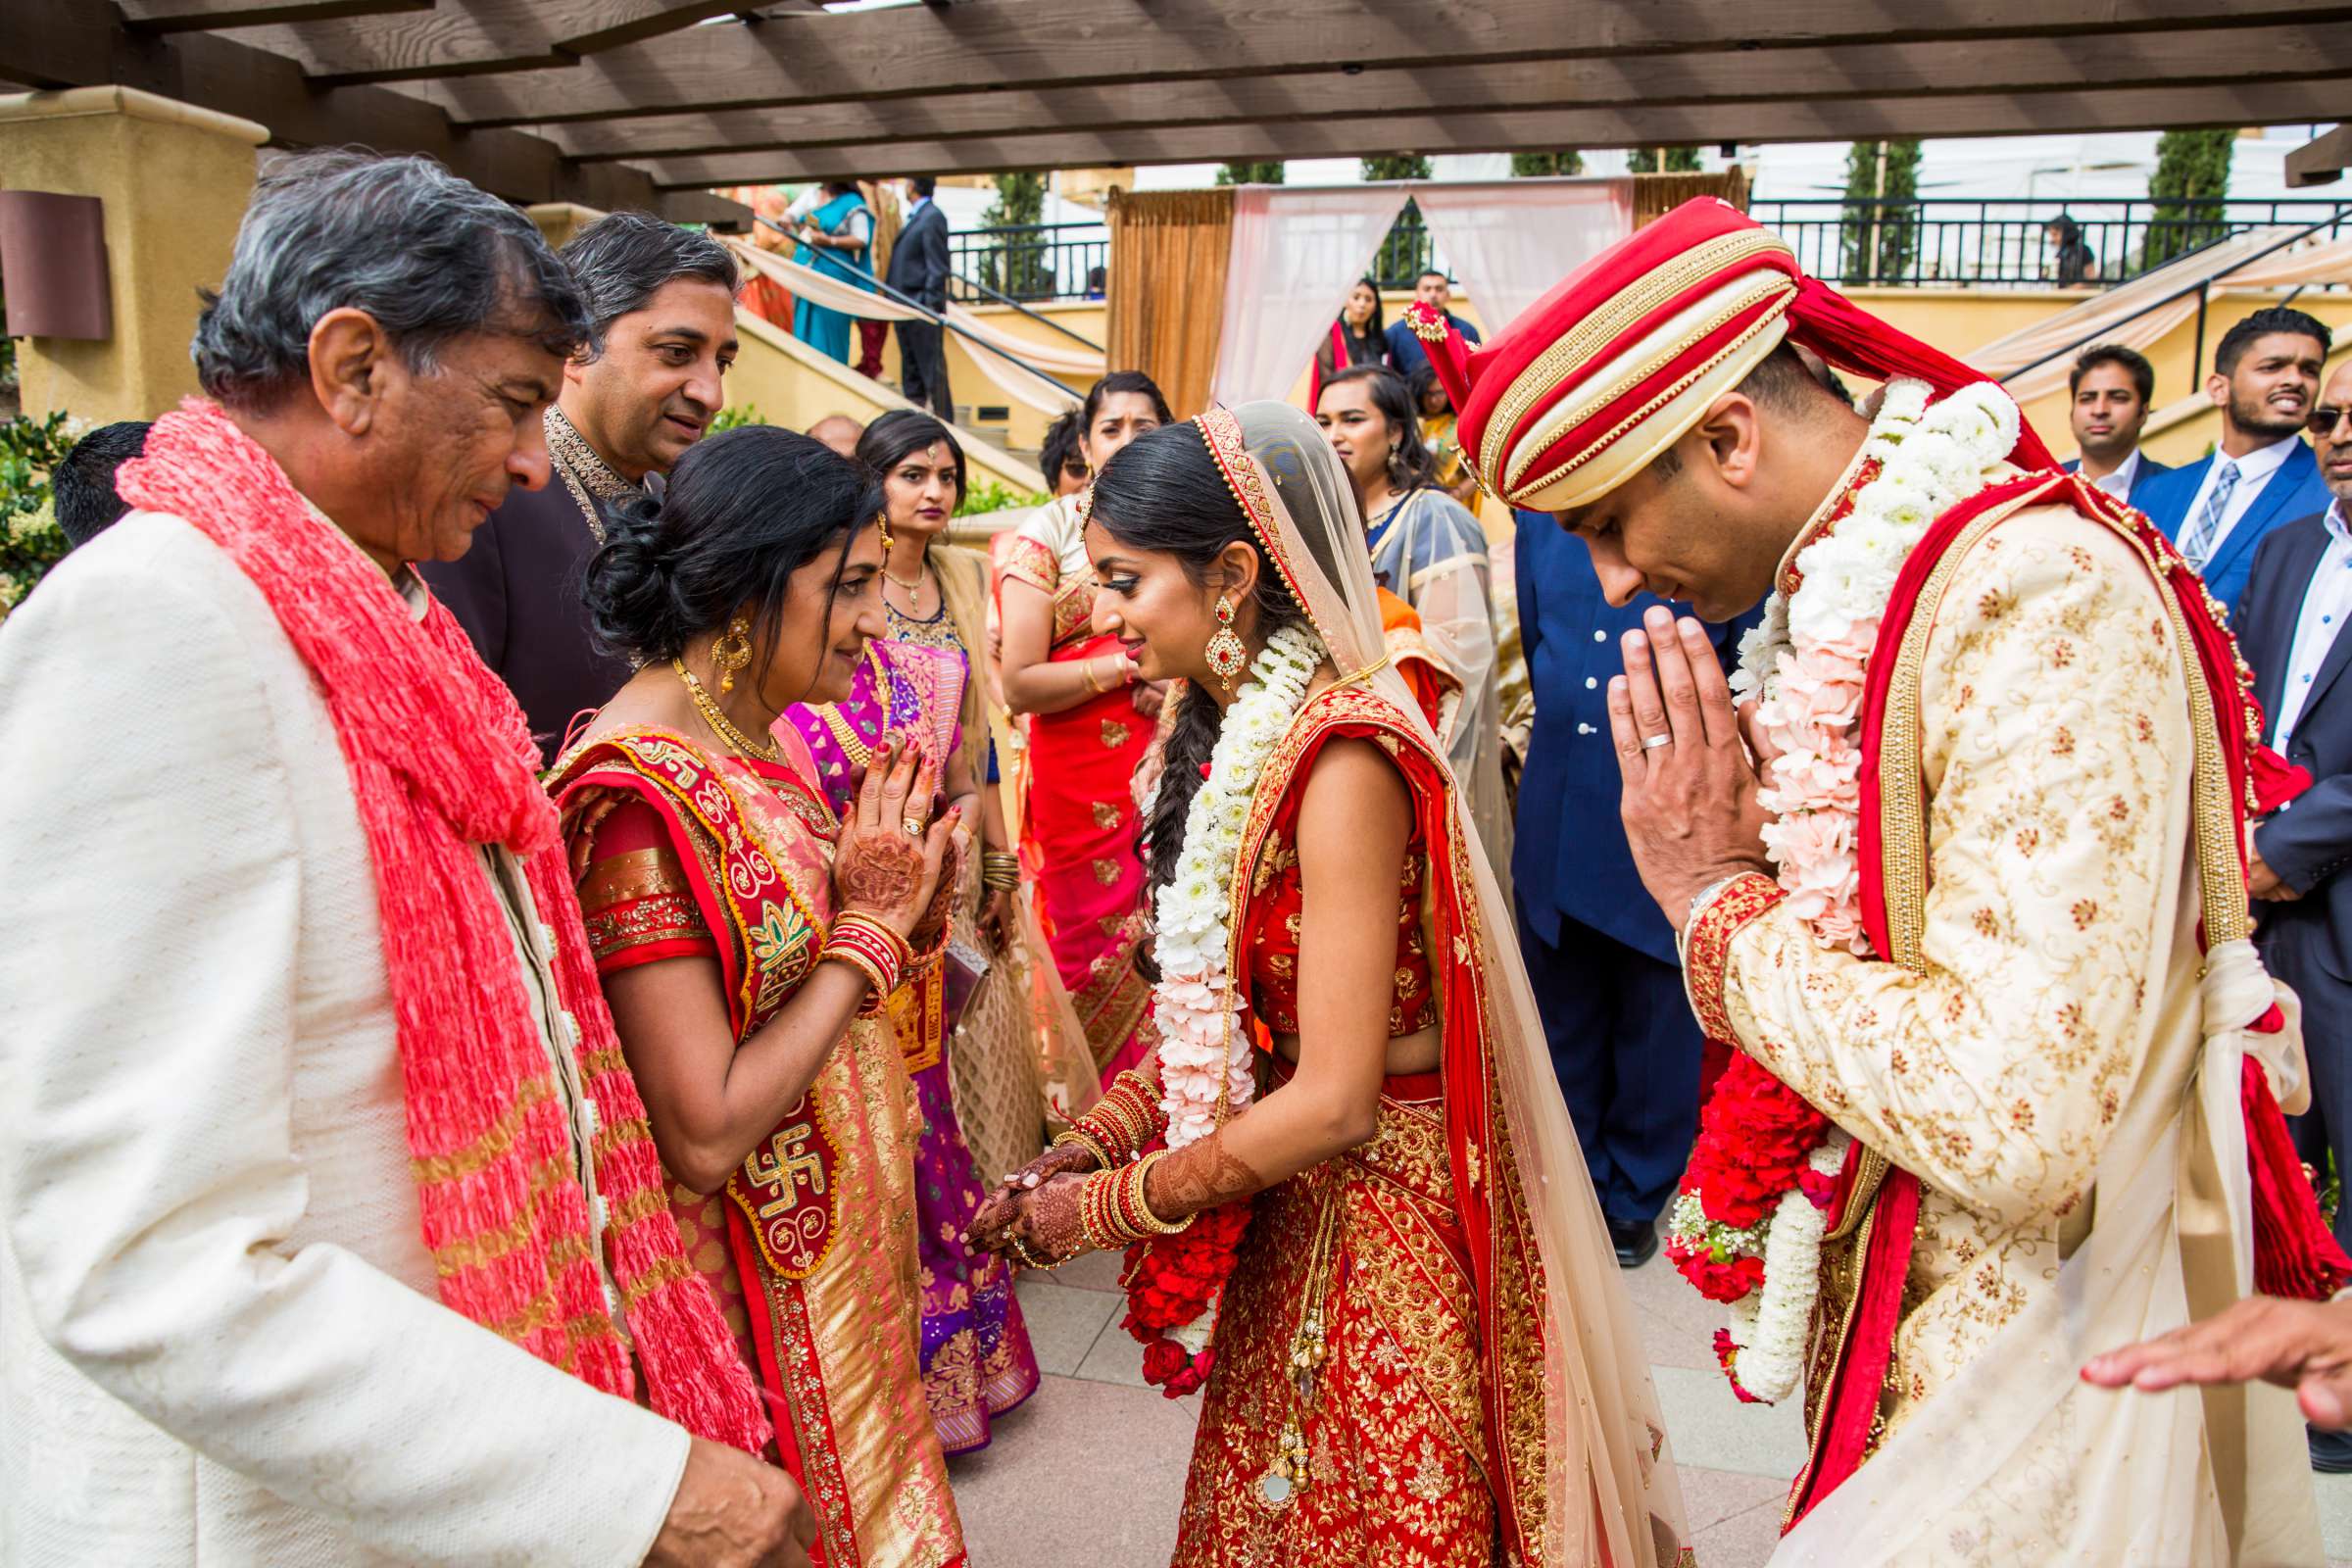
[1120,1198,1253,1397]
[1668,1054,1835,1306]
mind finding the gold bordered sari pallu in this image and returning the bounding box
[1171,683,1566,1567]
[553,727,965,1568]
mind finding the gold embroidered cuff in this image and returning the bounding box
[1683,871,1786,1046]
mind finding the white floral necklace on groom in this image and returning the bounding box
[1666,375,2021,1404]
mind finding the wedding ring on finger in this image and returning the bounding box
[1642,733,1673,750]
[902,815,924,837]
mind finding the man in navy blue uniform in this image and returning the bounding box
[1512,508,1760,1265]
[2133,306,2333,613]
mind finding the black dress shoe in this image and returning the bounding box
[1607,1216,1658,1269]
[2311,1426,2352,1474]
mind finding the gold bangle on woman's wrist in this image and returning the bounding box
[981,850,1021,892]
[1051,1127,1112,1172]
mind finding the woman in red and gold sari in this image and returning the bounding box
[971,404,1690,1566]
[996,371,1174,1080]
[551,426,968,1568]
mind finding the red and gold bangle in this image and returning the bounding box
[1124,1149,1192,1236]
[1071,1069,1167,1165]
[1079,1149,1195,1250]
[823,910,911,1014]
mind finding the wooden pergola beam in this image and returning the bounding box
[549,22,2352,163]
[120,1,429,32]
[643,79,2352,186]
[2286,124,2352,187]
[406,0,2347,127]
[0,0,737,224]
[206,2,749,86]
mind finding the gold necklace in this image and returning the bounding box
[672,657,784,763]
[817,646,892,766]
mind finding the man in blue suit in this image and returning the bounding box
[1386,270,1481,383]
[2230,361,2352,1469]
[2134,306,2333,612]
[1512,508,1760,1265]
[2060,343,2171,506]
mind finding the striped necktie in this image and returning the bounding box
[2179,459,2240,570]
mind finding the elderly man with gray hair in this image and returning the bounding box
[422,209,740,765]
[0,150,810,1567]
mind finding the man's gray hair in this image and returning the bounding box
[192,149,591,412]
[561,212,742,357]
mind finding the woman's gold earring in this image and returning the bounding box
[712,614,754,695]
[1204,597,1248,693]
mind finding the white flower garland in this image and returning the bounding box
[1152,620,1325,1145]
[1670,375,2020,1404]
[1147,621,1325,1355]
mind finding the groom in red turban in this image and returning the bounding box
[1410,198,2340,1563]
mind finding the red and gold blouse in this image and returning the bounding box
[1239,813,1438,1039]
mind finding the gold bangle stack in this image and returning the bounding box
[1077,1148,1196,1251]
[1051,1126,1113,1172]
[1068,1069,1163,1165]
[980,850,1021,893]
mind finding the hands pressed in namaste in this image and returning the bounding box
[1608,605,1774,933]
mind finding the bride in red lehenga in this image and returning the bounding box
[970,402,1690,1566]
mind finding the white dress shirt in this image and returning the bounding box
[2089,447,2143,501]
[2271,499,2352,748]
[2180,431,2300,564]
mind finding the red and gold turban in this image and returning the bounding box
[1411,198,2051,512]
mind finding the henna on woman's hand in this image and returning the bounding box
[967,1142,1097,1245]
[836,834,926,914]
[1144,1130,1267,1222]
[1018,1172,1090,1262]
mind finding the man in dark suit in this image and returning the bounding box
[1386,270,1482,383]
[1512,507,1760,1265]
[2232,358,2352,1469]
[2060,343,2171,506]
[420,213,739,765]
[887,175,954,421]
[2134,306,2333,612]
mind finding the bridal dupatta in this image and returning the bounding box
[1193,404,1688,1566]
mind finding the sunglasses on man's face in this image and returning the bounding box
[2310,406,2352,439]
[1062,459,1091,478]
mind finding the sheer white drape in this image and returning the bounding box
[1411,178,1636,332]
[1208,186,1411,405]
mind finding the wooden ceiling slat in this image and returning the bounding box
[217,1,745,85]
[640,79,2352,186]
[402,0,2346,127]
[546,23,2352,162]
[120,1,430,33]
[2286,125,2352,187]
[0,0,734,223]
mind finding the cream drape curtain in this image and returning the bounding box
[1964,229,2352,405]
[1106,188,1234,417]
[1413,178,1636,333]
[1207,185,1411,406]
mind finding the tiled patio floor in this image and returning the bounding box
[950,1246,2352,1566]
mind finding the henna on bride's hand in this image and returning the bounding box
[1144,1131,1267,1221]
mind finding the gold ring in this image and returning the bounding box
[902,815,924,837]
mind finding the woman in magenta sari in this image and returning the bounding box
[782,410,1040,1456]
[997,371,1175,1080]
[551,427,969,1567]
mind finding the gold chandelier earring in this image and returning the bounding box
[1204,596,1248,693]
[711,613,755,695]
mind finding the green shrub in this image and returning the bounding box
[710,405,768,433]
[956,478,1048,517]
[0,411,84,620]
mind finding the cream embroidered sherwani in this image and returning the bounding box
[0,514,690,1565]
[1693,500,2323,1564]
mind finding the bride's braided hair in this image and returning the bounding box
[1086,421,1309,982]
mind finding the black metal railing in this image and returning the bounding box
[947,221,1107,304]
[1747,197,2352,289]
[944,198,2351,303]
